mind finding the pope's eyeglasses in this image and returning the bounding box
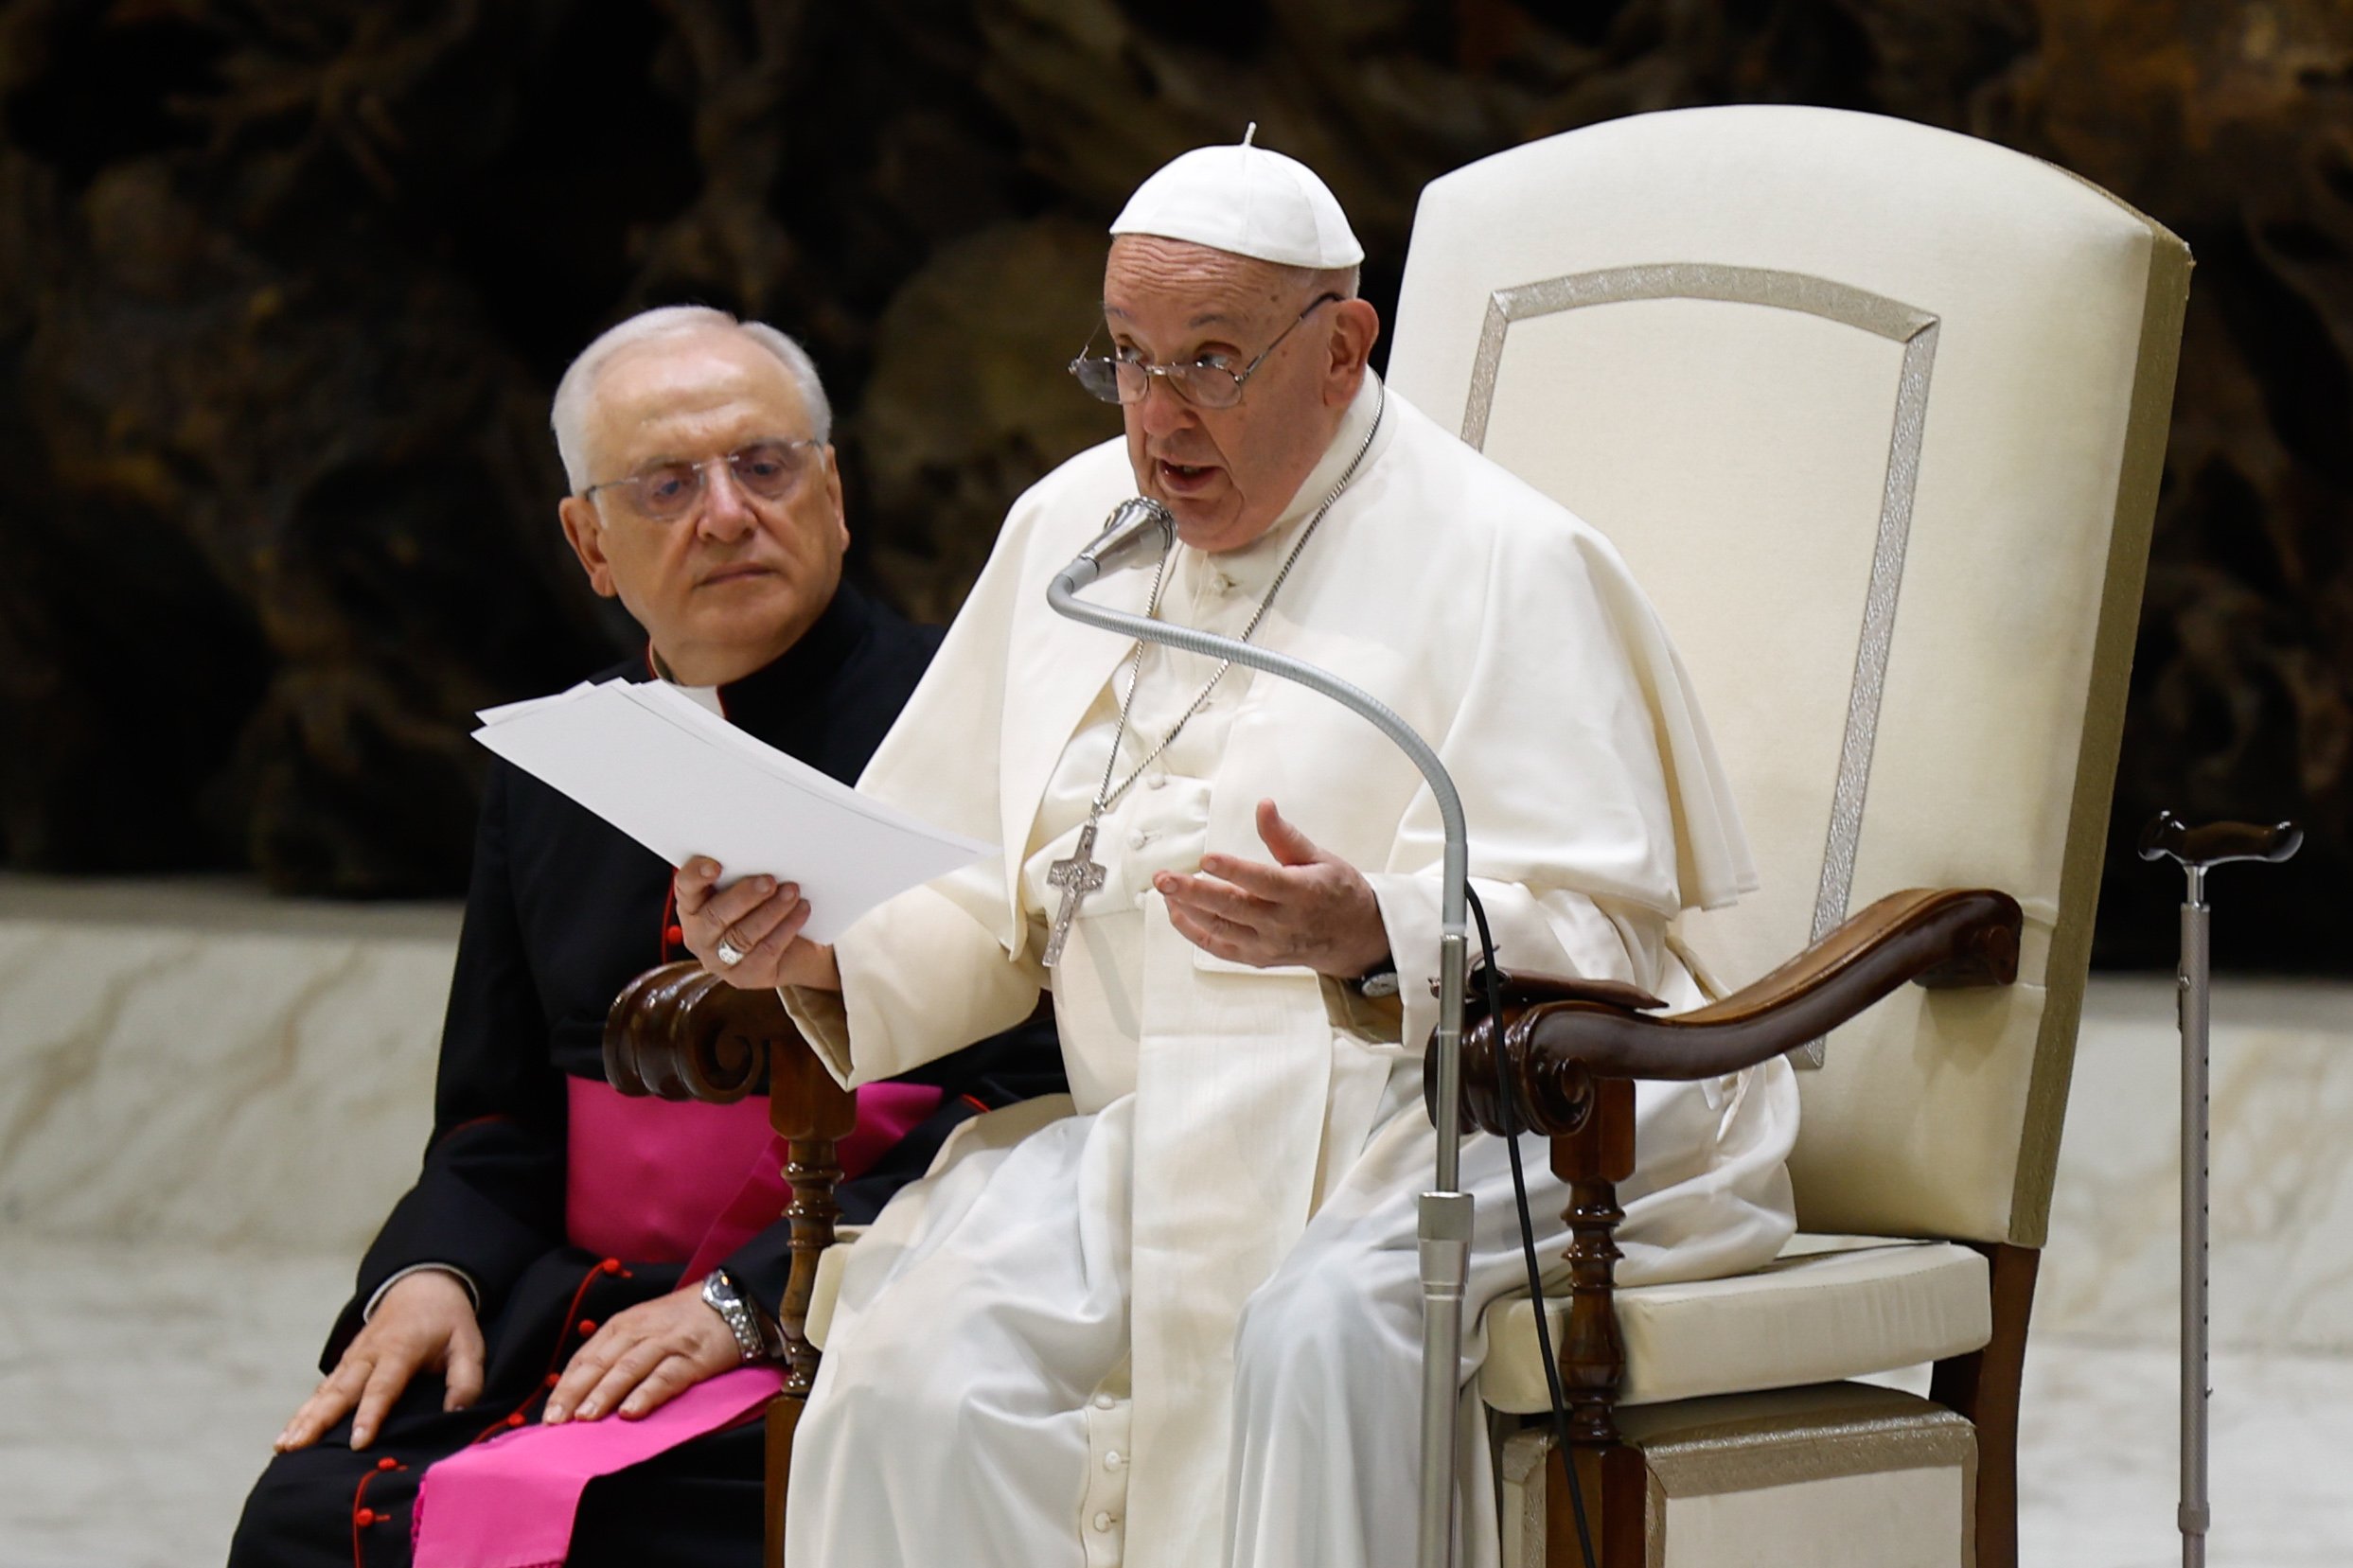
[581,439,822,522]
[1069,292,1343,411]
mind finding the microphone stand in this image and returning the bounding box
[1050,539,1473,1568]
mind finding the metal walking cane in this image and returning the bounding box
[2136,812,2302,1568]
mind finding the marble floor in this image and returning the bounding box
[2010,1340,2353,1568]
[1,1231,2346,1567]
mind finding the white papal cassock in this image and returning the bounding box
[781,375,1799,1568]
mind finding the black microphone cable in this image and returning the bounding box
[1463,884,1601,1568]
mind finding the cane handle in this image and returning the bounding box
[2138,812,2302,871]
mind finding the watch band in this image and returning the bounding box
[700,1271,771,1365]
[1355,955,1400,999]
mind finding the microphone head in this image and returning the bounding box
[1082,497,1175,576]
[1106,496,1173,533]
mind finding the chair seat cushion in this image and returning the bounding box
[1479,1235,1993,1413]
[816,1234,1992,1401]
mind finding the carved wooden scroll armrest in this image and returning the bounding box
[605,960,855,1405]
[1454,887,2022,1137]
[1442,889,2019,1449]
[606,961,782,1103]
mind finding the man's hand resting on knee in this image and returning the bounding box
[275,1269,485,1453]
[541,1287,743,1425]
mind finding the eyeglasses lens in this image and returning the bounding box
[727,442,806,499]
[628,442,808,520]
[1176,367,1242,410]
[1070,357,1126,405]
[1069,358,1241,410]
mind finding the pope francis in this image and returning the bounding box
[675,135,1800,1568]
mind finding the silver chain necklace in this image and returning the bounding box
[1042,384,1386,968]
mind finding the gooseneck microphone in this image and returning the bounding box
[1054,497,1177,593]
[1046,496,1475,1568]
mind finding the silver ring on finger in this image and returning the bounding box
[714,933,748,967]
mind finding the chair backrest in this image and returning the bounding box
[1388,106,2187,1248]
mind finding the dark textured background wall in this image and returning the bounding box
[0,0,2345,970]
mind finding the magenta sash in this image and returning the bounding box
[411,1367,787,1568]
[563,1080,776,1265]
[411,1075,944,1568]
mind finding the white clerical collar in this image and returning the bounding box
[671,682,725,717]
[1182,370,1390,595]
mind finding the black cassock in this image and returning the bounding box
[231,584,1063,1567]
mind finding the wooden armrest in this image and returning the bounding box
[1471,970,1669,1013]
[1455,887,2021,1136]
[604,960,855,1139]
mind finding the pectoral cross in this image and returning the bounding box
[1042,820,1107,969]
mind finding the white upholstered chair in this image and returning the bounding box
[1384,104,2188,1567]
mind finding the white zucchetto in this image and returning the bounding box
[1109,125,1364,270]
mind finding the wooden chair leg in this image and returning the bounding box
[763,1133,842,1567]
[767,1069,849,1568]
[765,1395,800,1568]
[1546,1076,1639,1566]
[1547,1442,1646,1567]
[605,972,846,1568]
[1930,1242,2040,1568]
[1554,1078,1636,1445]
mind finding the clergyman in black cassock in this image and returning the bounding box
[228,580,1063,1567]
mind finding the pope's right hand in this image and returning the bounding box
[274,1269,484,1453]
[675,858,840,992]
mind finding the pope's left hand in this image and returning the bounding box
[541,1286,743,1425]
[1155,799,1390,978]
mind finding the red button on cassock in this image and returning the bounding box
[354,1508,378,1526]
[600,1258,622,1274]
[376,1457,398,1471]
[577,1319,597,1336]
[664,924,684,946]
[504,1413,525,1428]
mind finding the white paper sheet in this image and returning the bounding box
[472,679,992,943]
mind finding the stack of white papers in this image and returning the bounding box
[473,679,993,944]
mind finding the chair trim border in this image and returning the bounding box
[1460,263,1942,1068]
[2008,217,2193,1245]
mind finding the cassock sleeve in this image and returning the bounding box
[789,885,1047,1086]
[324,764,568,1366]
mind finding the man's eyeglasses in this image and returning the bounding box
[581,439,822,522]
[1069,292,1343,411]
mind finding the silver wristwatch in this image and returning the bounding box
[700,1270,780,1365]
